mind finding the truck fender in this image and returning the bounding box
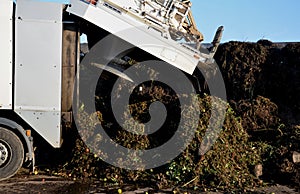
[0,118,35,168]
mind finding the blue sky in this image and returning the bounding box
[191,0,300,43]
[40,0,299,43]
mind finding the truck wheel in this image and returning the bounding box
[0,127,24,181]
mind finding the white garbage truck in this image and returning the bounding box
[0,0,223,180]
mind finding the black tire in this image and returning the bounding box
[0,127,24,181]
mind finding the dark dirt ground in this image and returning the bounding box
[0,169,298,194]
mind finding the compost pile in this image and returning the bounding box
[214,40,300,189]
[38,41,299,192]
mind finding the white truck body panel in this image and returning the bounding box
[15,0,63,147]
[0,0,13,110]
[67,0,200,75]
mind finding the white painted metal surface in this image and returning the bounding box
[15,0,63,147]
[0,0,13,110]
[67,0,201,75]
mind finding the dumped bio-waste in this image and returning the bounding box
[35,40,300,192]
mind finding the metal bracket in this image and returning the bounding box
[210,26,224,55]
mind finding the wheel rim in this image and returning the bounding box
[0,140,11,167]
